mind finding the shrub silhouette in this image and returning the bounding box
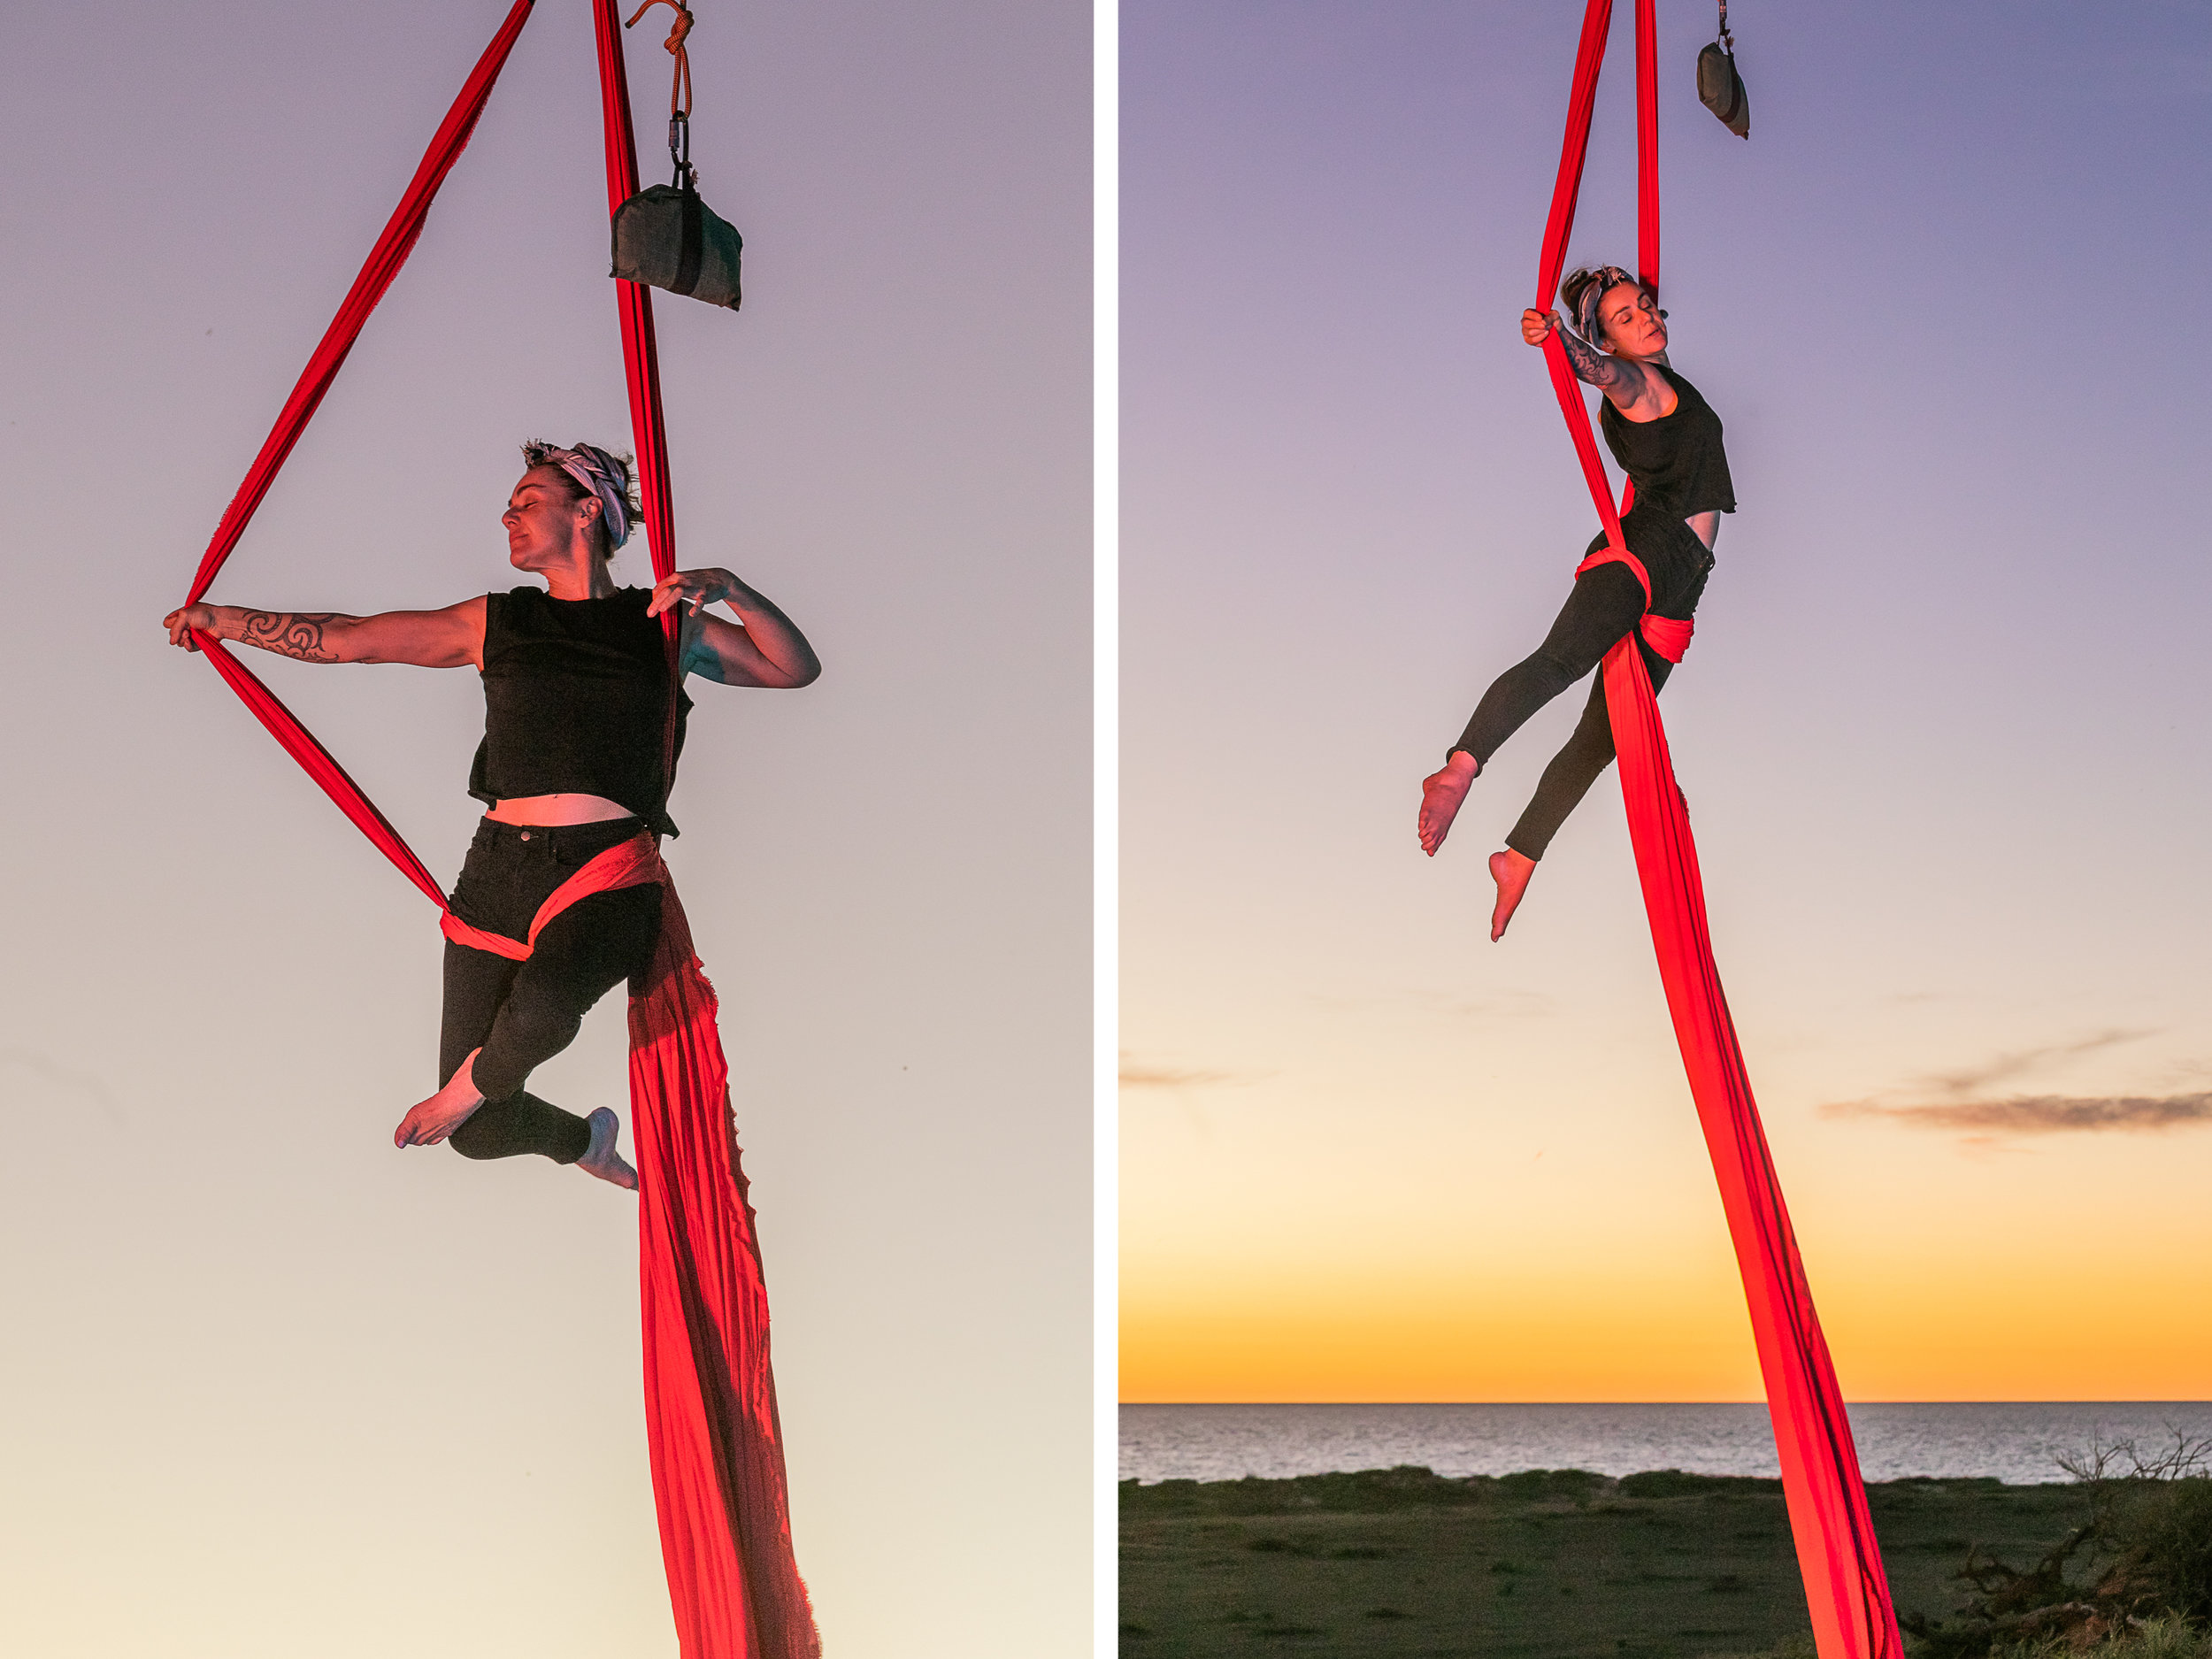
[1901,1433,2212,1657]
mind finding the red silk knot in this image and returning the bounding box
[1538,4,1902,1656]
[1571,547,1694,664]
[439,831,665,959]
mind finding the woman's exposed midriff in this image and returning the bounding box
[486,792,640,826]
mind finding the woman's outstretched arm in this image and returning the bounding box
[162,597,486,668]
[649,569,821,688]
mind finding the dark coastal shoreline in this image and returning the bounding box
[1121,1466,2095,1658]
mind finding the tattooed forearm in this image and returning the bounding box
[235,611,350,663]
[1555,326,1626,391]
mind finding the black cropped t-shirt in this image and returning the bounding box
[1599,364,1737,520]
[466,586,693,836]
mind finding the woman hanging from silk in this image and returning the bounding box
[163,442,820,1187]
[1418,267,1734,941]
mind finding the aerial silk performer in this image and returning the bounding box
[161,443,820,1178]
[1415,264,1726,942]
[157,2,823,1654]
[1416,4,1905,1657]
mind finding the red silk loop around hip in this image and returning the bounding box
[1638,612,1693,664]
[439,832,665,960]
[1571,546,1692,663]
[1575,544,1652,603]
[440,911,532,961]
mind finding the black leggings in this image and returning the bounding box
[439,817,664,1164]
[1450,560,1678,863]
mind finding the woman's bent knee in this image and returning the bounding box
[497,1002,587,1066]
[448,1116,504,1159]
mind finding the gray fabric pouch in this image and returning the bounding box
[611,185,743,311]
[1696,42,1749,139]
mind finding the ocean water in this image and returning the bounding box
[1120,1402,2212,1487]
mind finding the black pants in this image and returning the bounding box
[1451,530,1711,861]
[440,817,664,1164]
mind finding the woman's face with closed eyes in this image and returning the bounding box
[1599,281,1667,357]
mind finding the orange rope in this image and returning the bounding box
[625,0,693,118]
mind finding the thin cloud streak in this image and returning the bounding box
[0,1048,125,1125]
[1824,1093,2212,1135]
[1118,1057,1271,1090]
[1914,1029,2155,1098]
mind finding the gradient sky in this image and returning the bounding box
[1,3,1087,1655]
[1122,1,2212,1403]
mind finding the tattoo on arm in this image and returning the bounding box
[1555,326,1624,391]
[237,611,345,663]
[677,609,706,680]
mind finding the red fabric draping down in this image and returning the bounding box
[1533,6,1902,1658]
[177,4,816,1655]
[591,8,817,1655]
[590,0,686,801]
[441,821,818,1659]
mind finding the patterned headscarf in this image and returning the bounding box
[1569,265,1644,349]
[521,440,635,549]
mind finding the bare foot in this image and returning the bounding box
[396,1049,487,1148]
[1487,849,1536,941]
[1417,750,1480,856]
[578,1108,639,1191]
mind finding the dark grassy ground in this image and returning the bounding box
[1121,1467,2093,1658]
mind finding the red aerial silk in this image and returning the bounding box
[180,4,817,1655]
[437,831,665,959]
[1533,5,1902,1658]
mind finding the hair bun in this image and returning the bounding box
[1560,265,1638,346]
[1559,266,1601,316]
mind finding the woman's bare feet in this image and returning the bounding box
[578,1108,639,1190]
[396,1050,488,1148]
[1417,750,1480,856]
[1487,849,1536,941]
